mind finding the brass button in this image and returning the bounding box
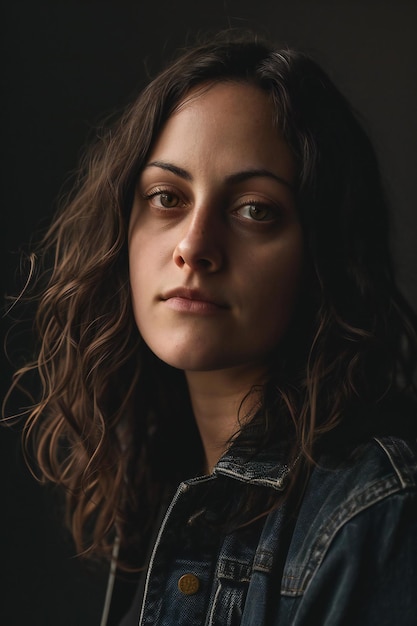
[178,573,200,595]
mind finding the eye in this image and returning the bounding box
[143,189,182,209]
[236,202,276,222]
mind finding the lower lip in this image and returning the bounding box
[163,297,226,314]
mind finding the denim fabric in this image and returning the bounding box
[121,437,417,625]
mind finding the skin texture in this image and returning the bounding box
[128,81,304,469]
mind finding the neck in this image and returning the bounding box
[185,365,266,473]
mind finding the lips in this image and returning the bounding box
[160,287,228,311]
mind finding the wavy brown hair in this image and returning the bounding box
[4,31,417,566]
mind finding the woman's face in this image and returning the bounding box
[129,81,304,374]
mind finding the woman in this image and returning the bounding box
[6,32,417,625]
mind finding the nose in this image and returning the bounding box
[173,207,224,272]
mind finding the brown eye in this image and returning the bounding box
[248,205,270,220]
[143,188,185,211]
[159,192,179,208]
[236,203,275,222]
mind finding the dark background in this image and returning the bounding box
[2,1,416,624]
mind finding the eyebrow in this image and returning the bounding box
[226,169,294,190]
[144,161,294,190]
[145,161,192,180]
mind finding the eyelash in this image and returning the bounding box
[142,187,184,208]
[142,187,280,223]
[234,199,279,222]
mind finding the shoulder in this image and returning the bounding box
[301,435,417,535]
[366,436,417,490]
[309,435,417,507]
[281,436,417,597]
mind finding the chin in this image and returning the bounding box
[155,353,229,372]
[146,342,236,372]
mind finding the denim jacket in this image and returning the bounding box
[120,436,417,625]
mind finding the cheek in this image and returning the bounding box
[249,239,304,331]
[128,228,174,328]
[128,235,151,315]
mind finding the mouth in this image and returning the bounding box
[160,287,228,313]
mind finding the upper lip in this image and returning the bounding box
[160,287,228,308]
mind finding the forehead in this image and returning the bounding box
[174,79,272,110]
[172,80,276,132]
[148,81,294,181]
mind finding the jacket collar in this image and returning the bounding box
[213,438,297,491]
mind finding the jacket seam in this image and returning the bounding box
[281,475,412,596]
[373,436,417,488]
